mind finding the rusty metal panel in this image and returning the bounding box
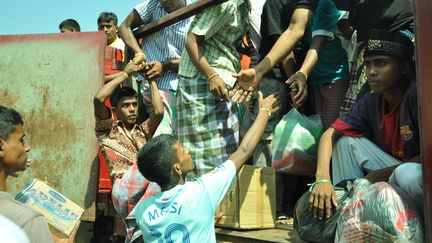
[414,0,432,241]
[0,32,105,220]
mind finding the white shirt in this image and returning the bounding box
[135,160,236,243]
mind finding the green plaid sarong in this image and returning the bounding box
[176,76,240,180]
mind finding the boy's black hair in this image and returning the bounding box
[97,12,118,26]
[59,19,81,32]
[0,106,24,140]
[110,86,137,108]
[137,134,178,186]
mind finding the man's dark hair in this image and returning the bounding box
[97,12,118,26]
[137,135,178,186]
[0,106,24,140]
[59,19,81,32]
[110,86,137,108]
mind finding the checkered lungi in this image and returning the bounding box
[140,81,176,136]
[339,47,366,115]
[309,80,350,129]
[176,76,240,180]
[111,163,160,242]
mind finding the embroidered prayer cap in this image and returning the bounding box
[364,29,414,60]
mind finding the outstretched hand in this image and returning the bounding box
[286,71,308,108]
[258,91,281,115]
[231,68,262,103]
[308,182,338,220]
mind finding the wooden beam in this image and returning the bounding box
[133,0,228,39]
[413,0,432,241]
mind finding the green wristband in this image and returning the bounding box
[307,179,332,192]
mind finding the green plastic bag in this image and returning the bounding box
[271,108,323,175]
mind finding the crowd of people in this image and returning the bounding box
[0,0,424,242]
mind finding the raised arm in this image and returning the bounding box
[119,10,146,64]
[232,8,313,103]
[287,35,327,108]
[229,92,280,172]
[143,79,164,137]
[94,61,144,119]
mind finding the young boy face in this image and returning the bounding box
[0,125,30,174]
[98,20,117,45]
[173,142,194,173]
[364,55,408,94]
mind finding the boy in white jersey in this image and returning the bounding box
[135,92,280,242]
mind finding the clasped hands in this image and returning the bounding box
[230,69,307,107]
[129,53,165,80]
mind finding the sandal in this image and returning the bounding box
[276,214,293,225]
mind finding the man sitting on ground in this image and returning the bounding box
[308,29,422,220]
[135,92,280,242]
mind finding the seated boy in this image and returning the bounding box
[0,105,79,243]
[135,92,280,242]
[308,29,422,220]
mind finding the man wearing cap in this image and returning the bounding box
[308,29,422,220]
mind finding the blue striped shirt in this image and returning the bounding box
[134,0,194,91]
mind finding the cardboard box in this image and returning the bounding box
[15,179,84,236]
[216,165,276,229]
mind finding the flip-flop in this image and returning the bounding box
[276,215,291,224]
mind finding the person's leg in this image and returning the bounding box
[177,76,239,180]
[332,136,401,185]
[389,162,423,210]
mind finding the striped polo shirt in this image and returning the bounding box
[134,0,194,91]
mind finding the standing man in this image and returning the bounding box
[177,0,251,180]
[120,0,194,136]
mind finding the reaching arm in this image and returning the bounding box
[298,35,326,78]
[186,32,229,101]
[229,92,281,172]
[232,8,313,103]
[286,35,327,108]
[143,80,164,137]
[281,51,297,78]
[105,72,123,83]
[119,10,146,64]
[94,61,144,119]
[256,8,312,76]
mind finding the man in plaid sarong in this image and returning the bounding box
[177,0,251,180]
